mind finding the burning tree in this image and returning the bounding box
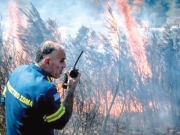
[49,2,180,135]
[1,1,180,135]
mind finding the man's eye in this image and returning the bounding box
[60,59,65,63]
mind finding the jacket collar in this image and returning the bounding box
[29,63,52,81]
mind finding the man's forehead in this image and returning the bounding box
[59,51,66,60]
[49,49,65,61]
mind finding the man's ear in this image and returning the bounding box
[43,57,50,67]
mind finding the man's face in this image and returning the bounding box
[47,48,66,79]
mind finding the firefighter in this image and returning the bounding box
[2,40,80,135]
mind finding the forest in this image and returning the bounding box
[1,1,180,135]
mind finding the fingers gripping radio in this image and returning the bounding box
[62,51,83,89]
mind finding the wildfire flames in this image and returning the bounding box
[105,0,152,80]
[116,0,152,79]
[5,0,28,65]
[2,1,179,134]
[6,0,151,115]
[105,91,143,116]
[7,0,26,49]
[6,0,152,81]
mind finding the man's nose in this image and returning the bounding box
[63,62,66,68]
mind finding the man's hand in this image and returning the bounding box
[66,71,81,90]
[63,71,81,116]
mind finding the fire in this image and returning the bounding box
[115,0,152,79]
[6,0,27,64]
[104,91,143,116]
[57,82,143,116]
[104,0,152,80]
[7,0,24,49]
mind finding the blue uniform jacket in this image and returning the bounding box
[3,63,70,135]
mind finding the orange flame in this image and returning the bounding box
[6,0,28,65]
[115,0,152,79]
[7,0,26,51]
[102,91,142,116]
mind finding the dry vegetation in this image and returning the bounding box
[1,3,180,135]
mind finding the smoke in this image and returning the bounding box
[0,0,178,38]
[0,0,178,32]
[0,0,180,132]
[30,0,109,37]
[13,0,29,7]
[166,0,180,25]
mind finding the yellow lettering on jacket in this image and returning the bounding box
[19,95,33,107]
[7,81,33,107]
[7,82,20,99]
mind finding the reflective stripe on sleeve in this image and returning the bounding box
[47,76,52,82]
[43,103,66,122]
[2,86,7,97]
